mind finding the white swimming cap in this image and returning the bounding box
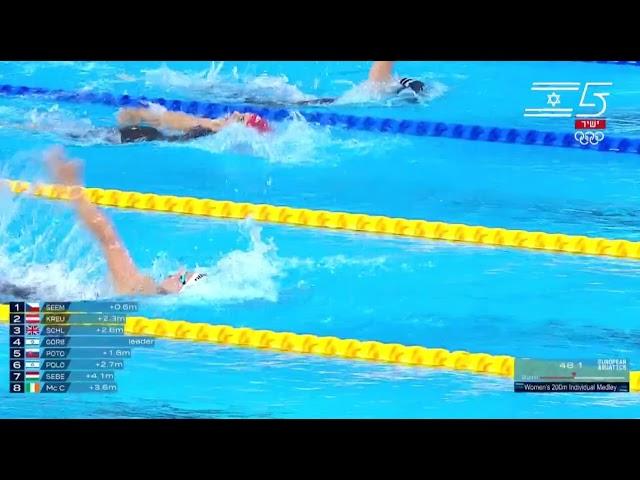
[182,272,208,289]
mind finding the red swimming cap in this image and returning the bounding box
[245,113,271,133]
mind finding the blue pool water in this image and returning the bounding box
[1,61,639,418]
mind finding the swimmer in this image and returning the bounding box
[112,107,271,143]
[16,107,271,145]
[119,63,423,133]
[245,61,426,106]
[42,146,207,296]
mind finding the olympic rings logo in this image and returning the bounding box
[574,130,605,145]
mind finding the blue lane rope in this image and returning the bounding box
[1,83,639,155]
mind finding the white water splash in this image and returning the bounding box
[148,220,284,305]
[143,62,313,104]
[0,187,285,304]
[143,62,227,91]
[334,78,448,106]
[0,192,109,300]
[281,254,389,273]
[164,112,331,164]
[167,111,393,165]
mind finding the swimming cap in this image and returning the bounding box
[397,77,425,95]
[182,272,208,290]
[245,113,271,133]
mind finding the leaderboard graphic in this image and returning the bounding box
[7,302,154,394]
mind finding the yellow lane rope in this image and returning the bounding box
[5,179,640,260]
[1,307,636,391]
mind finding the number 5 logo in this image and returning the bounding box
[575,82,612,118]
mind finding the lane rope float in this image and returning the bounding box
[1,83,639,154]
[0,308,637,391]
[124,316,516,377]
[6,179,640,261]
[128,317,639,392]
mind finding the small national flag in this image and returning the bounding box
[25,338,40,346]
[26,302,40,323]
[25,348,39,358]
[27,303,40,312]
[25,372,39,380]
[26,382,40,394]
[25,361,40,369]
[26,325,40,336]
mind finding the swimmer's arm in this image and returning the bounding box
[368,61,424,95]
[69,188,158,295]
[368,61,395,83]
[45,147,157,295]
[117,108,233,133]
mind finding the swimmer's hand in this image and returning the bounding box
[224,111,264,127]
[44,146,83,187]
[225,111,247,125]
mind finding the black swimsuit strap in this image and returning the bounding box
[118,125,214,144]
[165,126,214,142]
[118,125,167,143]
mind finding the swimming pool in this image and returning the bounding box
[1,61,639,418]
